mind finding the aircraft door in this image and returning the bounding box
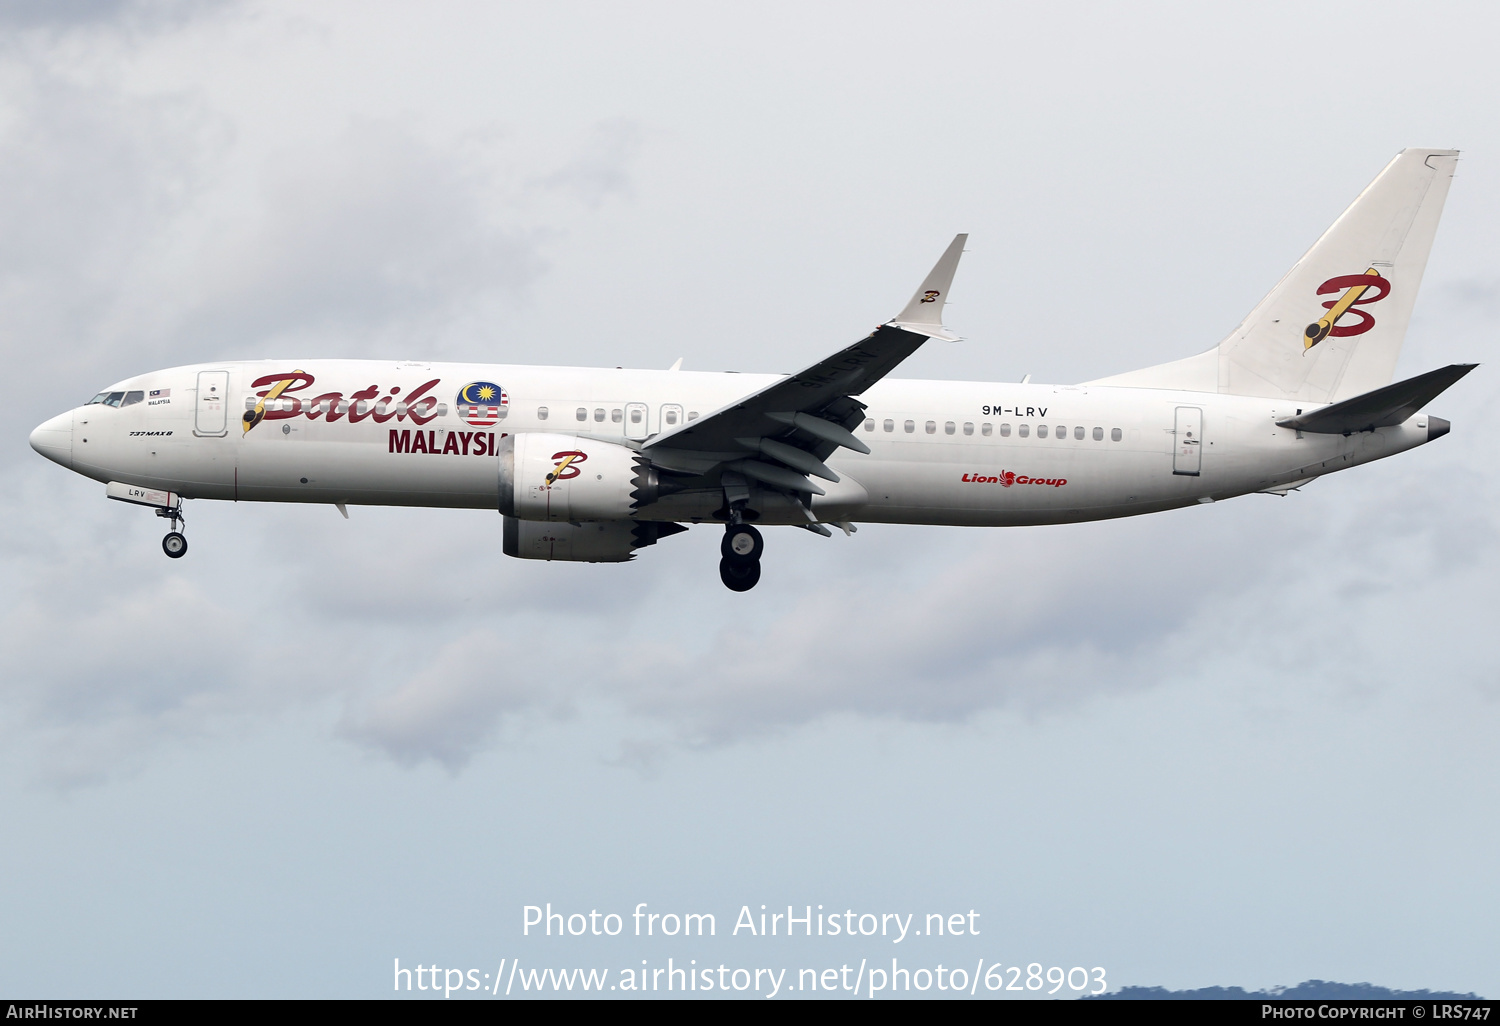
[625,402,649,441]
[1173,406,1202,476]
[195,370,229,437]
[659,404,684,432]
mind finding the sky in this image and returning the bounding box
[2,0,1498,1000]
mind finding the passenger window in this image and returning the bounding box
[1055,425,1065,438]
[1074,426,1084,440]
[665,409,679,425]
[104,391,125,407]
[904,420,915,433]
[629,408,642,424]
[611,409,623,423]
[121,391,145,407]
[1018,424,1029,438]
[883,419,894,432]
[537,406,549,421]
[688,411,700,421]
[1092,426,1102,440]
[594,408,605,422]
[944,421,955,434]
[864,419,874,431]
[925,421,936,434]
[1111,427,1122,441]
[997,423,1008,437]
[576,407,587,421]
[962,422,973,436]
[1037,424,1048,438]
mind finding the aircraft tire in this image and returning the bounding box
[721,524,764,564]
[162,532,188,559]
[719,557,760,592]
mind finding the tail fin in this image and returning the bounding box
[1090,149,1458,402]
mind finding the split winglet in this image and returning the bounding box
[890,233,967,341]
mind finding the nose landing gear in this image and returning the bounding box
[719,522,763,592]
[156,506,188,559]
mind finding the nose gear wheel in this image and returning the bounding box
[155,505,187,559]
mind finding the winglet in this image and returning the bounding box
[891,233,967,341]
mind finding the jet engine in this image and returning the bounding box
[502,517,687,562]
[498,432,658,521]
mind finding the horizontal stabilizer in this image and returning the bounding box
[1276,363,1476,434]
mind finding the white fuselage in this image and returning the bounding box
[32,359,1437,527]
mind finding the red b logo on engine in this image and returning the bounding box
[549,450,587,481]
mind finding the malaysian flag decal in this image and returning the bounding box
[457,381,507,426]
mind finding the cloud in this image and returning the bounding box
[0,52,219,395]
[0,12,658,787]
[337,629,566,771]
[4,1,1498,790]
[11,313,1497,784]
[325,421,1500,770]
[0,26,644,462]
[0,0,226,33]
[172,118,547,352]
[532,119,641,208]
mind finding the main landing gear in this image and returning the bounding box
[719,522,763,592]
[157,506,188,559]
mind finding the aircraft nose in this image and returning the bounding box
[29,410,73,469]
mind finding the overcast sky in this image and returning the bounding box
[2,0,1498,999]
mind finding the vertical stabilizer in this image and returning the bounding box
[1089,150,1458,402]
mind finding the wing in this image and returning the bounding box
[640,235,967,519]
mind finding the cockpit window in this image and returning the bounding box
[120,391,144,407]
[103,392,126,407]
[87,392,110,405]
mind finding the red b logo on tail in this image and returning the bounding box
[1304,269,1391,350]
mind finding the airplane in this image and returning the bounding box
[29,148,1474,591]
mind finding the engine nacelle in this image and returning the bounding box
[502,517,687,562]
[498,432,657,521]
